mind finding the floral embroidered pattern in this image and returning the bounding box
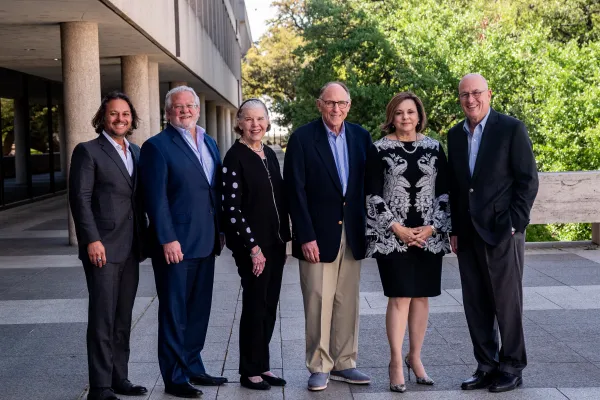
[365,136,451,257]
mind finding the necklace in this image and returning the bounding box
[240,138,264,153]
[393,134,420,154]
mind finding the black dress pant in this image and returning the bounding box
[83,255,139,389]
[233,244,286,376]
[457,226,527,376]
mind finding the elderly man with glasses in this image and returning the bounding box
[447,73,538,393]
[139,86,227,398]
[284,81,373,391]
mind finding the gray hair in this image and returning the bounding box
[318,81,351,100]
[234,98,271,134]
[163,86,200,121]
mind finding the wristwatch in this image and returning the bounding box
[430,225,437,235]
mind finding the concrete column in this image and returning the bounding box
[148,61,160,137]
[198,93,206,128]
[230,110,237,146]
[206,101,217,141]
[593,223,600,245]
[121,55,150,145]
[58,105,67,174]
[217,106,227,159]
[13,98,28,185]
[224,109,231,150]
[169,81,187,89]
[61,21,101,245]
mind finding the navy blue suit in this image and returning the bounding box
[284,119,372,263]
[139,124,222,387]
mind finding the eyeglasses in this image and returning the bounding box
[319,99,350,109]
[173,104,198,112]
[459,89,489,100]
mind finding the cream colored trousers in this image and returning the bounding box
[299,227,361,373]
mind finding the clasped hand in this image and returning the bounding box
[391,223,433,248]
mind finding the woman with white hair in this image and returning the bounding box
[222,98,290,390]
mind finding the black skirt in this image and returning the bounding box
[376,247,443,298]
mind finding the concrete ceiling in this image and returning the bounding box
[0,0,229,104]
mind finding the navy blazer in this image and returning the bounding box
[139,124,223,259]
[284,119,372,263]
[447,108,539,245]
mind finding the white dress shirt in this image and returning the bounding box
[102,131,134,176]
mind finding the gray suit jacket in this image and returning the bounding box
[69,133,146,263]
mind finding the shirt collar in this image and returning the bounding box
[102,130,130,152]
[322,118,346,139]
[171,123,206,143]
[463,108,491,135]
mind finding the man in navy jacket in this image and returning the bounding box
[139,86,227,398]
[284,81,372,391]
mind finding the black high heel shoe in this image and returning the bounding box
[404,355,435,385]
[388,363,406,393]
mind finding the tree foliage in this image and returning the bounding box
[242,0,600,240]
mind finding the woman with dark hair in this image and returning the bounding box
[364,92,451,393]
[221,99,290,390]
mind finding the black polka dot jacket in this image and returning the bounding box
[221,140,291,255]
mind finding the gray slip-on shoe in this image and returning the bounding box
[330,368,371,384]
[308,372,329,391]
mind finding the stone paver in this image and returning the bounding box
[2,170,600,398]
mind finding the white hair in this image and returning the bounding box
[163,86,200,121]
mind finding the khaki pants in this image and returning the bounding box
[299,227,361,373]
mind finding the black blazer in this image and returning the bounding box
[284,119,372,263]
[69,133,146,263]
[447,108,539,246]
[222,140,291,255]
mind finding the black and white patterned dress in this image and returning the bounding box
[365,136,451,297]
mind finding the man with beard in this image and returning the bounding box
[69,91,147,400]
[139,86,227,398]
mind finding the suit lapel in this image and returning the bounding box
[130,145,140,191]
[204,135,220,187]
[166,125,209,184]
[471,109,498,183]
[98,134,132,188]
[454,121,471,183]
[345,123,359,194]
[314,122,343,194]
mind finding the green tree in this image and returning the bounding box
[244,0,600,241]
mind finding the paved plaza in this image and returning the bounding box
[2,194,600,400]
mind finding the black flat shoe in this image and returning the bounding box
[489,373,522,393]
[189,373,228,386]
[165,383,203,398]
[260,374,287,386]
[112,379,148,395]
[461,370,496,390]
[240,376,271,390]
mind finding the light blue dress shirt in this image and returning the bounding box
[462,108,491,176]
[323,119,349,195]
[172,124,214,184]
[102,131,133,176]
